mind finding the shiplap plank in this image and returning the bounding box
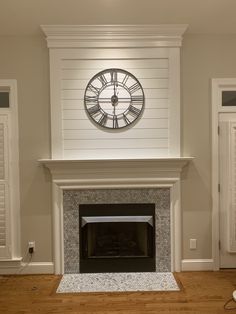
[63,148,169,159]
[64,138,168,150]
[61,88,168,100]
[61,59,168,70]
[62,78,169,90]
[63,118,168,130]
[62,68,169,80]
[63,108,168,120]
[62,98,169,110]
[63,128,168,140]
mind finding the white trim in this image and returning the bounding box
[211,78,236,270]
[169,48,181,155]
[181,259,214,271]
[212,79,220,270]
[39,157,193,274]
[49,50,63,159]
[41,24,188,48]
[0,80,21,261]
[0,262,54,275]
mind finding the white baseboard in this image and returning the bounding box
[181,259,214,271]
[0,261,54,275]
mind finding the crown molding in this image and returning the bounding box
[41,24,188,48]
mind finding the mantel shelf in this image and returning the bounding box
[38,157,194,186]
[39,157,194,168]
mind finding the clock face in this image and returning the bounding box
[84,68,145,129]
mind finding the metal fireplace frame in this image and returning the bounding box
[79,203,156,273]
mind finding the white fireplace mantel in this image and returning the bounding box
[39,157,193,274]
[39,157,193,186]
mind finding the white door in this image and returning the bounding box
[219,113,236,268]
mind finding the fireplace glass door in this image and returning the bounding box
[79,204,155,273]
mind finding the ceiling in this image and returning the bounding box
[1,0,236,36]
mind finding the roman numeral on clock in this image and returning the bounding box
[113,115,119,128]
[88,84,100,95]
[110,70,118,83]
[131,95,143,105]
[128,82,141,94]
[128,105,141,117]
[98,113,108,126]
[123,114,131,126]
[85,95,98,103]
[97,74,107,87]
[87,104,100,116]
[122,74,129,85]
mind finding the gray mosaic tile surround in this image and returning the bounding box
[63,188,171,274]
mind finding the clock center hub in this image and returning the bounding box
[111,94,118,106]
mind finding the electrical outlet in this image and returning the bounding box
[28,241,35,253]
[190,239,197,250]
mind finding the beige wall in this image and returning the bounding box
[0,36,52,262]
[182,34,236,259]
[0,33,236,265]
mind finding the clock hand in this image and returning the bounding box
[99,97,130,103]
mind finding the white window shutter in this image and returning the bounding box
[0,116,10,258]
[229,122,236,252]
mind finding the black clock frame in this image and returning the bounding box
[84,68,145,130]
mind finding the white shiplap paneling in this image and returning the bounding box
[61,56,170,158]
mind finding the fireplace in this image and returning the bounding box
[39,158,193,274]
[79,203,155,273]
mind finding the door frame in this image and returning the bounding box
[212,78,236,270]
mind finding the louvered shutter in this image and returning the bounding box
[228,122,236,252]
[0,115,10,258]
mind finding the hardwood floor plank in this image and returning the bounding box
[0,271,235,313]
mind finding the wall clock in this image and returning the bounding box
[84,68,145,129]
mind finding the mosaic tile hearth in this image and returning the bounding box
[63,188,171,273]
[57,272,179,293]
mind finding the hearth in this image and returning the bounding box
[79,203,155,273]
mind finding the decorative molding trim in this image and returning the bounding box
[41,24,188,48]
[212,78,236,270]
[39,157,193,274]
[0,258,22,269]
[181,259,214,271]
[0,262,54,275]
[0,80,21,261]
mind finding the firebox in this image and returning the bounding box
[79,203,156,273]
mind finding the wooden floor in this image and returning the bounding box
[0,271,236,313]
